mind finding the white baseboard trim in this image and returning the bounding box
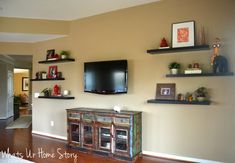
[32,130,67,140]
[142,151,223,163]
[0,116,11,120]
[30,131,222,163]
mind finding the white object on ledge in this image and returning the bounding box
[113,105,122,112]
[63,90,70,96]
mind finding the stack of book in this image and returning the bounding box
[184,68,202,74]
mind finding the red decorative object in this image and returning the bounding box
[53,84,60,96]
[160,38,169,47]
[54,54,60,59]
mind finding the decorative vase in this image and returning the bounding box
[197,96,205,102]
[61,55,67,59]
[170,68,179,75]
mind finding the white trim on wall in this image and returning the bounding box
[0,117,8,120]
[142,151,223,163]
[32,130,67,140]
[31,131,223,163]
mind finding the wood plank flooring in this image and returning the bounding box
[0,117,195,163]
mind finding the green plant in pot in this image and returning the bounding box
[60,50,70,59]
[168,62,181,74]
[194,87,208,102]
[41,88,52,97]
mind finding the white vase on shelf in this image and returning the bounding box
[170,68,179,75]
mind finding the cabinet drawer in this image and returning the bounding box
[83,113,94,122]
[96,115,112,123]
[114,117,130,125]
[68,112,80,120]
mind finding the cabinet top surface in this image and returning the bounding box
[67,107,141,115]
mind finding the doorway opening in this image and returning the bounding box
[13,68,31,118]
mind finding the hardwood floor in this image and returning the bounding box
[0,117,195,163]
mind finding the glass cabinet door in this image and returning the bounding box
[83,125,93,147]
[115,129,128,152]
[98,127,111,150]
[70,123,80,143]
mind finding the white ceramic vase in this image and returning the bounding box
[170,68,179,75]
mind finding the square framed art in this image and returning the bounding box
[156,83,176,100]
[172,21,195,48]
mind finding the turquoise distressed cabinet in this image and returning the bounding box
[67,107,142,161]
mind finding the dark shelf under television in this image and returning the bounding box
[166,72,234,77]
[147,45,210,54]
[38,96,75,100]
[30,78,65,81]
[38,58,75,64]
[147,99,211,105]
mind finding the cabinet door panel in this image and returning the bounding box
[83,124,94,148]
[70,123,80,144]
[114,127,130,156]
[98,127,112,151]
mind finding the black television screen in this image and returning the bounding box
[84,60,128,94]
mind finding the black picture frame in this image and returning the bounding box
[46,49,55,60]
[156,83,176,100]
[22,77,29,91]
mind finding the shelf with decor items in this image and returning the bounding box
[147,45,210,54]
[30,78,65,81]
[38,58,75,64]
[166,72,234,77]
[147,99,211,105]
[38,96,75,99]
[33,49,75,99]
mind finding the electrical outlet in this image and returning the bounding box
[50,121,54,127]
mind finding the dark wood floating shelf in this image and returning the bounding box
[166,72,234,77]
[38,96,75,99]
[38,58,75,64]
[147,45,210,54]
[30,78,65,81]
[147,99,211,105]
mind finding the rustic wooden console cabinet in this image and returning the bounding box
[67,108,142,161]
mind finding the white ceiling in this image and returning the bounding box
[0,0,160,43]
[0,0,160,21]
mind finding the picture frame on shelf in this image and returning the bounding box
[22,77,29,91]
[46,49,55,60]
[156,83,176,100]
[48,65,57,78]
[172,21,195,48]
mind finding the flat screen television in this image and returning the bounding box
[84,60,128,94]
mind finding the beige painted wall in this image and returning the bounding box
[1,0,235,162]
[0,17,69,35]
[14,72,29,96]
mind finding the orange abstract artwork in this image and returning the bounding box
[177,27,189,43]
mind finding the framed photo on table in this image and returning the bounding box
[172,21,195,48]
[156,83,176,100]
[48,65,57,78]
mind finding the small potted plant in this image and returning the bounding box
[41,88,52,97]
[60,50,70,59]
[168,62,181,74]
[194,87,208,102]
